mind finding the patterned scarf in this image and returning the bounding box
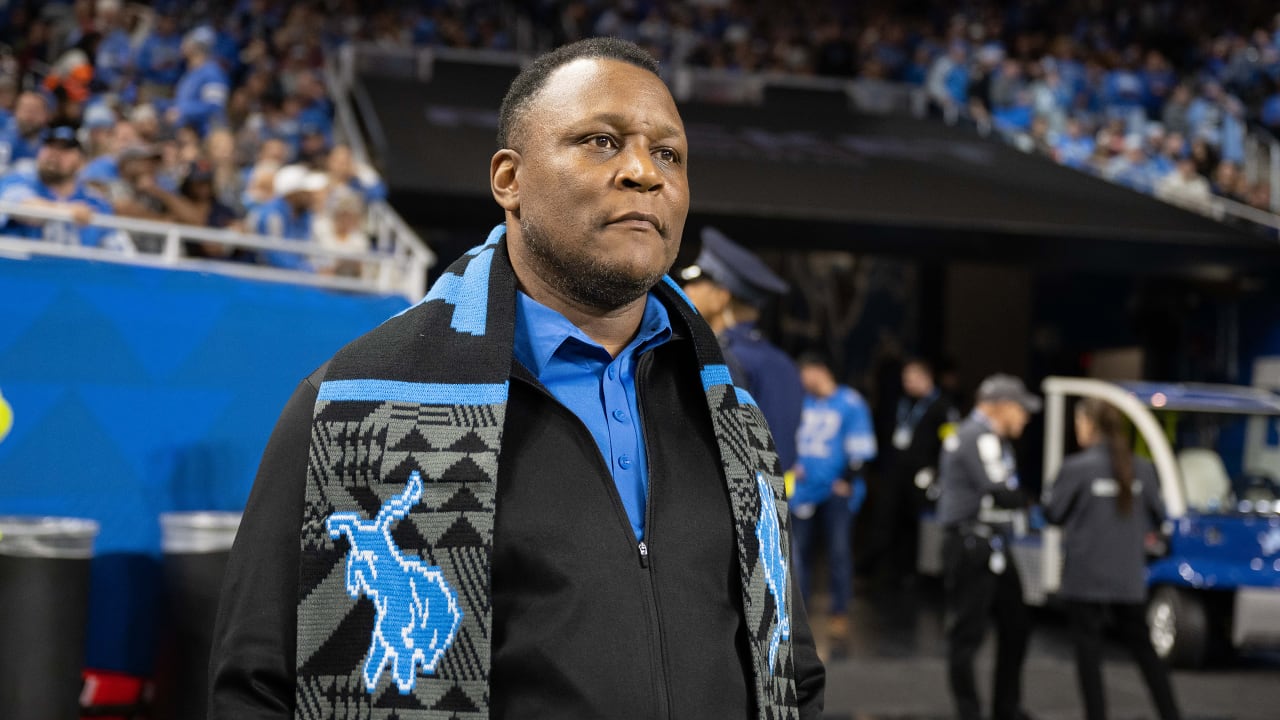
[296,224,797,719]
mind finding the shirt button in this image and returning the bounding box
[607,365,617,380]
[612,409,629,422]
[618,454,633,470]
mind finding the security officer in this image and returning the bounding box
[678,226,804,471]
[874,357,959,588]
[936,374,1041,720]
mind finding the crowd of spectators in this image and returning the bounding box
[515,0,1280,215]
[375,0,1280,217]
[2,0,1278,262]
[0,0,386,276]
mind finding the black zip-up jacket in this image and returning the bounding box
[208,333,825,719]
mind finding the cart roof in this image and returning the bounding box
[1117,381,1280,415]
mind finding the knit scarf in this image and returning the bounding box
[295,224,797,719]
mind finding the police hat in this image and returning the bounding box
[976,374,1042,413]
[677,227,788,307]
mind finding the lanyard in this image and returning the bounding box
[896,390,938,430]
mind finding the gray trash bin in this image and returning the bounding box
[0,516,99,720]
[152,511,240,720]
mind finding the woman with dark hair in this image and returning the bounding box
[1044,397,1182,720]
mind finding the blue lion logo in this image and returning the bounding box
[755,472,791,671]
[326,471,463,694]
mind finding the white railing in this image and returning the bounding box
[0,201,429,300]
[322,43,436,297]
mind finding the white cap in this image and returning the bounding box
[273,164,328,196]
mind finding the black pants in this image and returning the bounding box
[943,530,1029,720]
[871,471,922,583]
[1066,601,1182,720]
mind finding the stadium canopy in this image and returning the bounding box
[361,58,1280,275]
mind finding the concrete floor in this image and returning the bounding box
[811,581,1280,720]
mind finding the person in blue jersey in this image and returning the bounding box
[165,27,229,136]
[0,127,114,247]
[251,163,325,270]
[135,10,184,99]
[678,226,805,472]
[93,0,135,92]
[791,354,877,645]
[0,91,50,172]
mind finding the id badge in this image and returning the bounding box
[893,426,912,450]
[988,549,1006,575]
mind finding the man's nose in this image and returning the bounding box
[617,144,662,192]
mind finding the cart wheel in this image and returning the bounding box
[1148,586,1208,668]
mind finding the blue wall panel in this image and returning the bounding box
[0,256,409,672]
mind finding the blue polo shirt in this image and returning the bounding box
[513,290,672,541]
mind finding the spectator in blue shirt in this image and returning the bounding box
[324,144,386,204]
[94,0,135,92]
[1106,135,1158,195]
[1263,87,1280,132]
[926,42,970,118]
[166,26,230,136]
[136,11,184,98]
[0,91,51,172]
[252,163,325,270]
[1051,117,1096,170]
[0,127,114,247]
[791,354,877,646]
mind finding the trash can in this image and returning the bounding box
[151,511,240,720]
[0,516,99,720]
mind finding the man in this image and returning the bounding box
[252,163,326,270]
[209,38,823,719]
[791,354,876,646]
[0,126,113,247]
[936,374,1041,720]
[872,357,958,588]
[135,9,184,100]
[678,226,805,472]
[0,91,51,173]
[167,26,230,136]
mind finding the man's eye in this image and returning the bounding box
[588,135,617,149]
[655,148,679,164]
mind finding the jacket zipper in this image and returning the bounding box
[635,352,673,720]
[514,360,672,719]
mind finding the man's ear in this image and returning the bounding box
[490,149,520,212]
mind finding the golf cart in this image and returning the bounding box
[1037,378,1280,667]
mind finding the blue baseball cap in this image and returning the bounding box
[83,103,117,130]
[677,227,789,307]
[183,26,216,50]
[42,126,82,151]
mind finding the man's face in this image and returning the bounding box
[902,363,933,398]
[681,278,729,318]
[997,401,1031,439]
[14,94,47,135]
[800,364,835,397]
[36,144,83,185]
[496,58,690,311]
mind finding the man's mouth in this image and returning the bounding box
[608,212,661,232]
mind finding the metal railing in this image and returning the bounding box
[0,201,429,300]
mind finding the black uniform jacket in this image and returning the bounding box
[208,333,825,720]
[1044,445,1165,604]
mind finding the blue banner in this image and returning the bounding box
[0,256,409,672]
